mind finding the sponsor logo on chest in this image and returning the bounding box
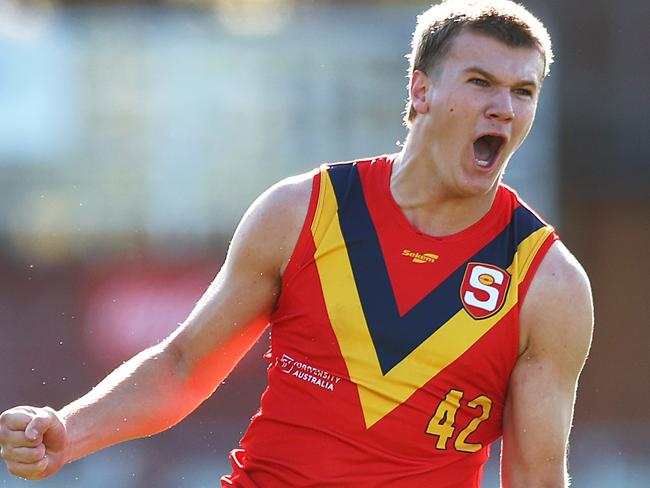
[402,249,439,264]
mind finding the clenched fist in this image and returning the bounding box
[0,406,67,480]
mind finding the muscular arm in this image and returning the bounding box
[501,242,594,487]
[0,173,313,479]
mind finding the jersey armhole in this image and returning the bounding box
[518,230,560,304]
[278,169,323,292]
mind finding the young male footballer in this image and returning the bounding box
[0,1,593,486]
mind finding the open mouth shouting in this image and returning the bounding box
[473,134,507,169]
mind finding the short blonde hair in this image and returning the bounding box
[404,0,553,126]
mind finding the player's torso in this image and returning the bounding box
[223,156,556,488]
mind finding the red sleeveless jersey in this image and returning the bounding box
[222,155,558,487]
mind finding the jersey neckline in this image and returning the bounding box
[376,153,508,244]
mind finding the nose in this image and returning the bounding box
[486,89,515,122]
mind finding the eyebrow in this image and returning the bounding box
[463,66,539,89]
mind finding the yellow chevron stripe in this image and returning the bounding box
[513,226,555,279]
[312,171,554,428]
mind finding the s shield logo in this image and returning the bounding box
[460,263,511,319]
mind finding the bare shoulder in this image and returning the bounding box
[520,241,594,366]
[227,169,316,276]
[525,241,592,307]
[253,170,316,221]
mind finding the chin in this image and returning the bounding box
[456,173,501,198]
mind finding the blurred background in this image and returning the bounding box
[0,0,648,486]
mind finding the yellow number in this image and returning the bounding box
[455,395,492,453]
[426,390,493,452]
[425,389,463,450]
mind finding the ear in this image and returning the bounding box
[410,70,430,116]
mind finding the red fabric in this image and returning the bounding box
[221,156,557,487]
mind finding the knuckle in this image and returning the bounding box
[42,406,56,416]
[0,410,11,425]
[29,446,46,463]
[0,409,30,430]
[0,444,12,459]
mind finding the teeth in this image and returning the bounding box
[476,159,489,167]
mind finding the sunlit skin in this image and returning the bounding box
[0,20,592,488]
[392,29,546,236]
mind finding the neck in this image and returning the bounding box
[391,144,499,237]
